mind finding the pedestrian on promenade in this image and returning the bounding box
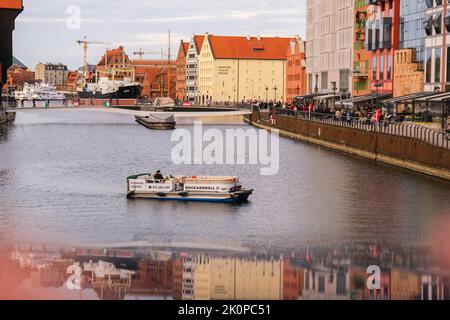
[20,99,24,108]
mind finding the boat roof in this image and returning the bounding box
[182,176,238,182]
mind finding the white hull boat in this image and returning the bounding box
[127,173,253,204]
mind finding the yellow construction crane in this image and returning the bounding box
[76,36,108,79]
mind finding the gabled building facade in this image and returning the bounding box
[198,34,292,105]
[286,36,307,103]
[96,46,134,81]
[176,40,189,101]
[365,0,401,95]
[185,35,205,104]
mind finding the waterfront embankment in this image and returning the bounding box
[245,111,450,180]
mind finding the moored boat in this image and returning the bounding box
[135,114,176,130]
[126,173,253,203]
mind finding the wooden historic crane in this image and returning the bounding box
[132,30,173,98]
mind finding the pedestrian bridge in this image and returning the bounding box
[8,106,252,124]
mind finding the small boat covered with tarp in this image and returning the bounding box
[135,114,176,130]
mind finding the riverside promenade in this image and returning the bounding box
[246,110,450,180]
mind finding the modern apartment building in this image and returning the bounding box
[185,35,205,104]
[423,0,450,92]
[400,0,427,69]
[365,0,401,95]
[306,0,353,95]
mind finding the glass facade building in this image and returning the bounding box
[399,0,427,70]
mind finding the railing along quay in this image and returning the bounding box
[270,109,450,150]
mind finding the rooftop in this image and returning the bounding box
[206,35,293,60]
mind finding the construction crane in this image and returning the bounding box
[76,36,108,79]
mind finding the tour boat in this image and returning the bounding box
[126,173,253,203]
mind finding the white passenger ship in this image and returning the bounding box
[126,173,253,203]
[14,82,65,101]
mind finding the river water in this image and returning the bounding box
[0,109,449,251]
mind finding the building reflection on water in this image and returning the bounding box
[0,243,449,300]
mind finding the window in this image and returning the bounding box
[436,48,442,83]
[426,49,432,83]
[318,275,325,293]
[372,56,377,80]
[387,55,392,80]
[339,70,350,92]
[321,72,328,91]
[380,55,385,80]
[447,47,450,83]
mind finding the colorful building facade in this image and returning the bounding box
[365,0,401,95]
[286,36,307,103]
[353,0,372,96]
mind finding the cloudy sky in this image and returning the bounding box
[13,0,306,70]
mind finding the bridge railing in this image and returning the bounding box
[270,109,450,150]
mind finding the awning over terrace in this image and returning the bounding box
[336,94,391,107]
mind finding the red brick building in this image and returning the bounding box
[175,40,189,101]
[366,0,400,95]
[96,46,134,81]
[132,59,176,99]
[64,71,79,92]
[286,36,307,103]
[5,64,34,91]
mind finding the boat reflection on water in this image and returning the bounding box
[0,241,449,301]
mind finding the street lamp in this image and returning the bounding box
[374,80,383,108]
[273,85,278,102]
[331,81,337,109]
[265,86,269,103]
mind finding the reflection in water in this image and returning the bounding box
[1,111,450,300]
[1,242,449,300]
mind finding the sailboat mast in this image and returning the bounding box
[167,29,171,99]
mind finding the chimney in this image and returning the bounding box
[256,35,261,41]
[246,35,251,41]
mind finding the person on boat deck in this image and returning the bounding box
[154,170,164,180]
